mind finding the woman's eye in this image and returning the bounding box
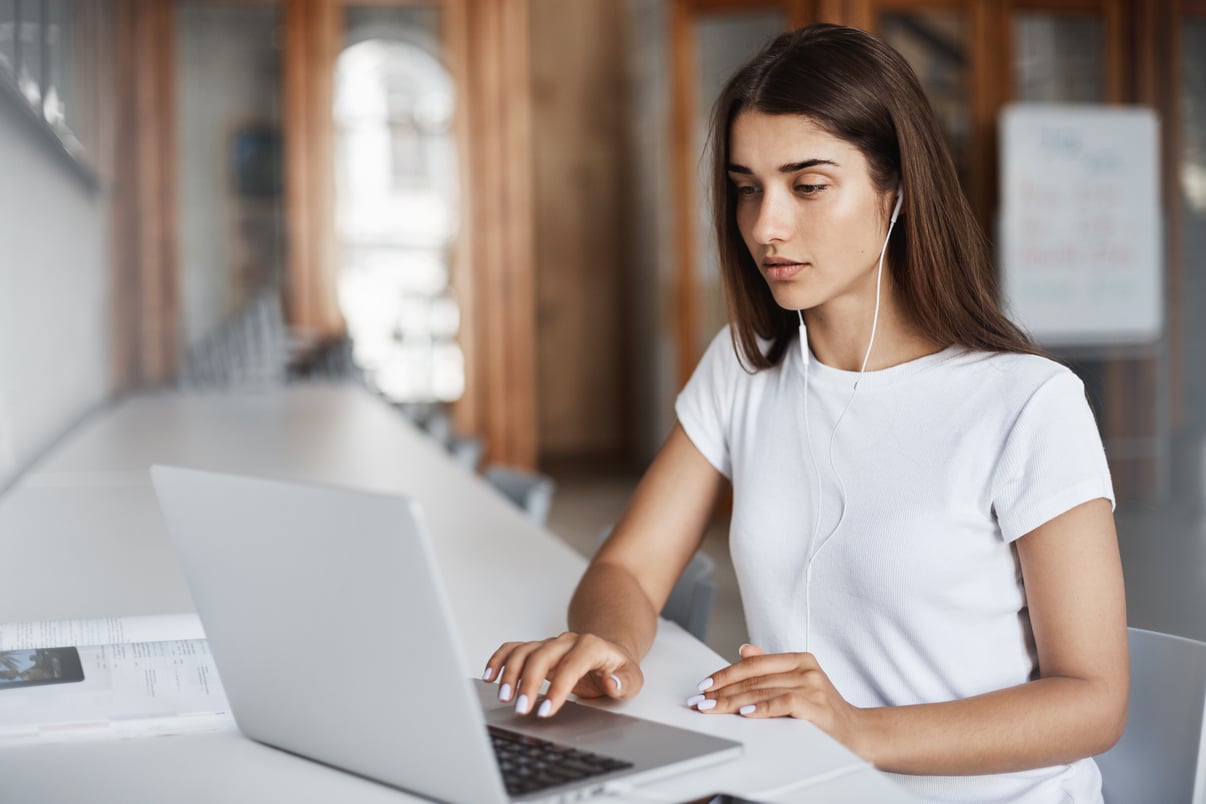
[735,185,759,197]
[795,184,826,195]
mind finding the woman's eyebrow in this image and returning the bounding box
[726,158,840,175]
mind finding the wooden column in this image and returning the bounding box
[457,0,537,469]
[529,0,630,460]
[670,0,699,389]
[110,0,179,388]
[283,0,342,336]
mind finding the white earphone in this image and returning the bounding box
[797,182,903,649]
[797,184,901,370]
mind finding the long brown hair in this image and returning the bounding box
[711,23,1041,369]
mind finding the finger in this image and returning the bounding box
[738,643,767,659]
[496,638,566,705]
[719,668,820,698]
[512,634,579,715]
[731,691,802,719]
[687,672,799,711]
[539,636,639,718]
[700,651,813,694]
[482,641,526,684]
[693,680,817,716]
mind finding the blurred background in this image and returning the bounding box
[0,0,1203,658]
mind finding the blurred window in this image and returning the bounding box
[0,1,12,76]
[1014,12,1105,102]
[16,0,40,106]
[1181,16,1206,500]
[1183,19,1206,216]
[0,0,97,172]
[880,11,970,188]
[334,6,464,404]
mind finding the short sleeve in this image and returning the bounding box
[991,370,1115,542]
[674,328,739,479]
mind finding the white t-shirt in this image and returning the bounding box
[675,327,1115,804]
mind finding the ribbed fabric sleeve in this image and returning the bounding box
[991,371,1116,542]
[674,328,737,480]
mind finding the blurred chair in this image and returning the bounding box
[447,435,485,473]
[390,402,483,472]
[178,290,290,388]
[595,526,716,643]
[419,407,454,446]
[484,465,556,526]
[1094,627,1206,804]
[286,334,362,382]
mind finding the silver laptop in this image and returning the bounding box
[150,465,741,803]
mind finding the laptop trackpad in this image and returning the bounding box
[476,680,651,738]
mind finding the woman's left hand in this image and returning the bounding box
[689,644,868,754]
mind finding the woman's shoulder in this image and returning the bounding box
[943,347,1085,402]
[698,325,776,375]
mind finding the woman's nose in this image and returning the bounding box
[750,191,793,245]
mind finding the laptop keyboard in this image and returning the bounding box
[488,724,634,798]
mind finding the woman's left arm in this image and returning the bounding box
[697,498,1129,775]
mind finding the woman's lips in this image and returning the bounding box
[764,262,805,281]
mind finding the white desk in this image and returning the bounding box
[0,386,917,803]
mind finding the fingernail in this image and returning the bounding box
[738,643,751,655]
[697,699,717,711]
[609,673,622,692]
[482,667,494,682]
[686,694,706,707]
[499,683,512,702]
[697,677,714,691]
[515,694,530,715]
[739,704,756,716]
[537,699,552,718]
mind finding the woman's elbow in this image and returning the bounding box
[1087,678,1129,756]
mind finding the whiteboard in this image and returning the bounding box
[999,104,1162,346]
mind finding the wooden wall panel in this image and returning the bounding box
[445,0,479,440]
[110,0,179,388]
[284,0,343,336]
[670,0,699,389]
[110,0,140,392]
[529,0,629,459]
[459,0,538,469]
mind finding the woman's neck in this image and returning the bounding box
[803,287,942,372]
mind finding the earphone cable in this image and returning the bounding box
[798,311,822,650]
[803,203,900,643]
[822,214,892,545]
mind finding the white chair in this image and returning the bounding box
[484,465,556,526]
[1095,627,1206,803]
[595,526,717,642]
[659,550,716,642]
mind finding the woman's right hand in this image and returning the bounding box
[482,632,643,719]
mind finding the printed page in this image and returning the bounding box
[0,639,234,745]
[0,614,205,651]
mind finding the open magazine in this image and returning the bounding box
[0,614,235,744]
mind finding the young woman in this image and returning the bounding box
[484,23,1127,802]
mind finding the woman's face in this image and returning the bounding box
[728,111,897,318]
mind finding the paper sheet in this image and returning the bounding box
[0,615,234,745]
[0,613,205,651]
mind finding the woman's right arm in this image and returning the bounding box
[482,423,726,718]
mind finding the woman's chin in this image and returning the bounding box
[767,286,816,313]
